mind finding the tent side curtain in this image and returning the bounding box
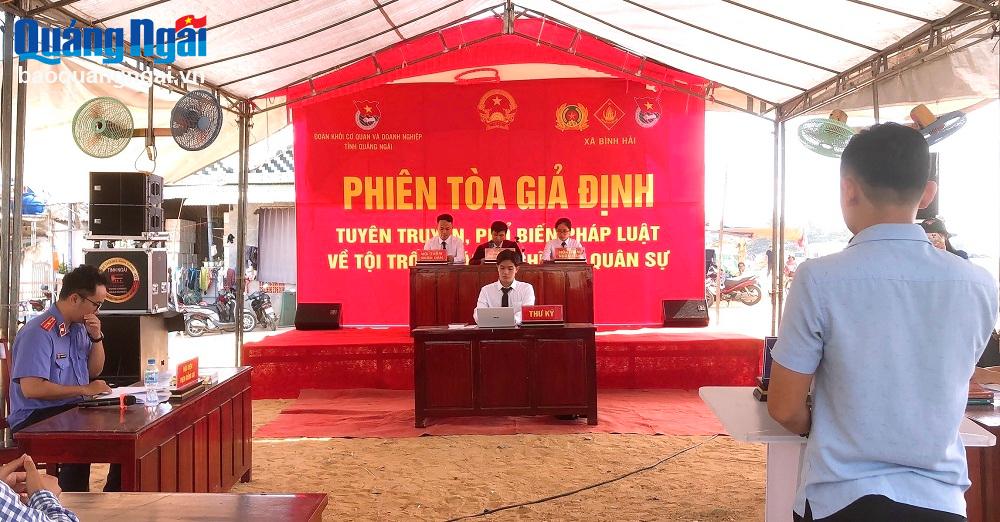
[257,207,297,284]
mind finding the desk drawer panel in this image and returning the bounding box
[478,340,530,409]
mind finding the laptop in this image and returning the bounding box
[475,307,517,328]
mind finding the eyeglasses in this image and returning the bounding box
[78,294,103,309]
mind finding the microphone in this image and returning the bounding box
[79,395,138,407]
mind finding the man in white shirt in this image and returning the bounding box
[422,213,465,264]
[474,249,535,324]
[542,217,586,261]
[768,123,998,521]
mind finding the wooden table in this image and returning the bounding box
[700,386,996,522]
[966,400,1000,522]
[409,264,594,329]
[413,324,597,427]
[59,492,327,521]
[15,367,252,493]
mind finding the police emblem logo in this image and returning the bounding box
[555,103,589,131]
[634,97,662,128]
[354,100,381,131]
[477,89,517,130]
[58,323,67,337]
[40,316,56,331]
[595,99,624,130]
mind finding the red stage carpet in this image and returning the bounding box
[243,327,762,399]
[255,388,725,438]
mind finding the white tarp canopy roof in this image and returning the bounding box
[53,0,998,111]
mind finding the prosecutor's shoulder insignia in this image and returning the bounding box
[40,316,56,331]
[555,103,589,131]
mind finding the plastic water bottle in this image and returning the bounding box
[143,358,159,404]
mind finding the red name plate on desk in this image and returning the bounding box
[416,249,449,263]
[176,357,199,390]
[521,305,564,324]
[484,247,515,262]
[553,247,585,261]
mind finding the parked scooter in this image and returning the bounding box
[182,287,256,337]
[705,268,763,306]
[248,290,278,331]
[17,285,52,325]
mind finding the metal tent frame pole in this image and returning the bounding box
[0,12,13,433]
[8,59,26,345]
[776,121,788,329]
[770,119,780,335]
[234,102,252,366]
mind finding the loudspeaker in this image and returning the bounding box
[90,172,163,206]
[662,299,709,327]
[97,314,168,386]
[916,152,940,220]
[90,204,163,236]
[295,303,342,330]
[83,249,168,313]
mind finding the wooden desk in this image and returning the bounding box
[413,324,597,427]
[409,264,594,329]
[966,401,1000,522]
[59,492,327,521]
[15,367,252,493]
[700,386,996,522]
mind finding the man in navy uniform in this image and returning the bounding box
[8,264,120,492]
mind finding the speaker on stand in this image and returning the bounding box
[87,171,169,381]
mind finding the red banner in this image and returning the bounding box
[293,78,704,324]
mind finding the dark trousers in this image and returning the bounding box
[794,496,966,522]
[11,405,122,492]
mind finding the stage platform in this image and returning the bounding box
[243,327,763,399]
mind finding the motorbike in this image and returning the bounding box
[248,290,278,331]
[182,287,256,337]
[705,269,763,306]
[17,285,53,325]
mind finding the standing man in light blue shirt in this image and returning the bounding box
[767,123,998,521]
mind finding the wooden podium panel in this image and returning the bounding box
[966,403,1000,522]
[409,264,594,329]
[413,324,597,427]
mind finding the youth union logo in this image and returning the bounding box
[13,15,207,65]
[354,100,381,130]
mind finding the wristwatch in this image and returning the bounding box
[88,334,104,343]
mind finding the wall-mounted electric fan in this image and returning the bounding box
[797,109,855,158]
[72,97,135,158]
[72,89,225,161]
[910,104,966,146]
[170,90,224,151]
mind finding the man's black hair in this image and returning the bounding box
[436,213,453,224]
[495,249,519,266]
[555,217,572,229]
[59,264,111,300]
[490,220,508,234]
[840,122,930,205]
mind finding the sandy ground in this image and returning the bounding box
[223,400,767,521]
